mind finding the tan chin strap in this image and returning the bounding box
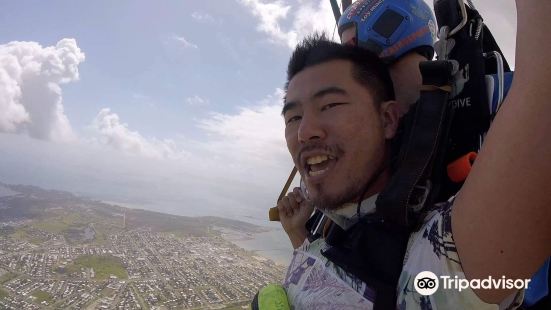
[269,166,298,221]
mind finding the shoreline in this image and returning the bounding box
[217,227,293,266]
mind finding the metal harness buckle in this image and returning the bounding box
[408,180,432,213]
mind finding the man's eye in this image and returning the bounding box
[286,115,301,125]
[321,102,346,111]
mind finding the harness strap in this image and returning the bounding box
[421,84,453,92]
[322,217,410,310]
[376,60,455,228]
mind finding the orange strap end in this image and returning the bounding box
[447,152,477,183]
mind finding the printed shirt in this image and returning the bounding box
[282,199,524,310]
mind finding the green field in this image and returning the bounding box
[69,255,128,280]
[11,227,28,240]
[90,222,119,245]
[33,213,116,245]
[31,290,53,304]
[0,272,17,284]
[10,226,51,244]
[8,210,123,246]
[33,217,72,233]
[34,213,88,236]
[92,230,106,245]
[0,288,8,299]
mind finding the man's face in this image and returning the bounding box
[283,60,388,209]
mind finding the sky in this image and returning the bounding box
[0,0,517,226]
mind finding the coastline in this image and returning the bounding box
[218,227,293,266]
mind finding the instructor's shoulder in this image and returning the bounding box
[451,1,551,304]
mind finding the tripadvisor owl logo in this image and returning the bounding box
[414,271,439,296]
[413,271,531,296]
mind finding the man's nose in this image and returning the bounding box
[298,113,326,143]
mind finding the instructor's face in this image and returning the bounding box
[341,26,357,46]
[283,60,387,209]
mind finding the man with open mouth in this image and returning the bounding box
[276,0,551,304]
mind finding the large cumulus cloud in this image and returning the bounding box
[0,38,84,142]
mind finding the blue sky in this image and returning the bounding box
[0,0,294,139]
[0,0,517,225]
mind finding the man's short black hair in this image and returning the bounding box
[285,33,395,104]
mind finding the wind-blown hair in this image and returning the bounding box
[285,33,395,104]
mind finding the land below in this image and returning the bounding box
[0,182,285,309]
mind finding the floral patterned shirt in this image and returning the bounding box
[282,200,524,309]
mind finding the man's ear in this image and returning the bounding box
[379,100,400,139]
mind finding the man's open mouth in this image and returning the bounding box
[305,154,336,177]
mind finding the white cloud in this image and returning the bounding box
[0,58,28,132]
[4,89,294,221]
[186,95,210,106]
[240,0,516,66]
[92,108,188,160]
[0,39,84,142]
[291,0,337,42]
[172,35,199,49]
[197,89,289,167]
[191,11,216,24]
[0,87,295,222]
[237,0,336,49]
[238,0,296,48]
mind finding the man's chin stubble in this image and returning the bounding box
[311,183,366,210]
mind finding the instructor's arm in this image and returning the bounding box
[452,1,551,304]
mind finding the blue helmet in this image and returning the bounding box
[338,0,437,62]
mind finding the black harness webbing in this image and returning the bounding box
[322,217,410,310]
[376,60,455,227]
[434,1,512,199]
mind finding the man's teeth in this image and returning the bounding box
[309,169,327,176]
[305,154,335,177]
[306,155,333,165]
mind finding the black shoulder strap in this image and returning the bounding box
[376,60,455,228]
[322,216,411,310]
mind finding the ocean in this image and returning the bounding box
[219,227,293,266]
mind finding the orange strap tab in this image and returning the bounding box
[447,152,478,183]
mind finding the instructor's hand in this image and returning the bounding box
[277,187,314,249]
